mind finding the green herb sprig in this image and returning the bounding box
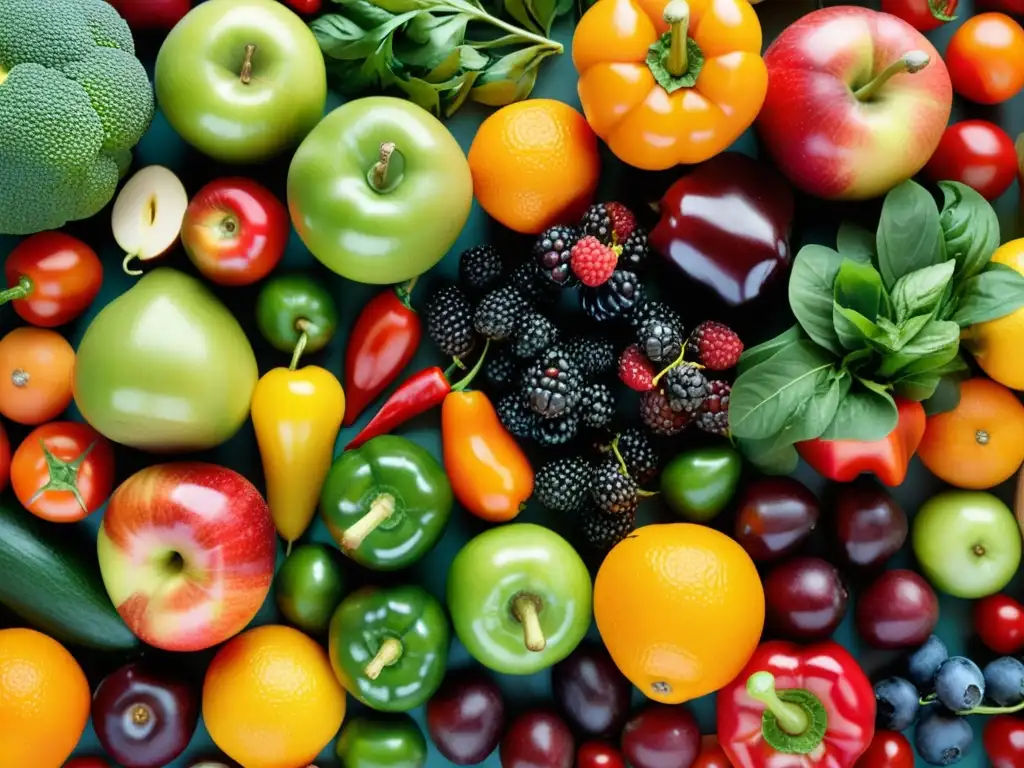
[730,180,1024,474]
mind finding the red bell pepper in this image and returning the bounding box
[796,398,925,487]
[718,640,875,768]
[343,281,421,426]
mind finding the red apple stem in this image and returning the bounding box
[0,275,30,306]
[663,0,690,78]
[371,142,397,191]
[240,44,257,85]
[290,319,312,371]
[511,593,547,653]
[341,493,396,551]
[364,637,403,680]
[746,672,810,735]
[853,50,930,102]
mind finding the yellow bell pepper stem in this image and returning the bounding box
[664,0,691,78]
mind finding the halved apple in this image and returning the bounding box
[112,165,189,275]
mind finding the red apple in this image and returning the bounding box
[757,6,952,200]
[107,0,192,30]
[97,462,277,652]
[181,178,289,287]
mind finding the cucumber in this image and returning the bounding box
[0,499,138,650]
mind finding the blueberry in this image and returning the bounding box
[914,708,973,766]
[983,656,1024,706]
[934,657,985,713]
[908,635,949,693]
[874,677,920,731]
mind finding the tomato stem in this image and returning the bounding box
[27,440,96,515]
[853,51,930,102]
[663,0,691,77]
[0,275,31,305]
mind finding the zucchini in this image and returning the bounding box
[0,498,138,650]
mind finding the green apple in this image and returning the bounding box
[154,0,327,164]
[660,446,742,522]
[912,490,1022,599]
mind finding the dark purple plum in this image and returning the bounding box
[764,556,848,641]
[734,477,819,563]
[621,705,700,768]
[427,669,506,765]
[500,711,574,768]
[856,569,940,649]
[830,481,908,572]
[551,642,632,738]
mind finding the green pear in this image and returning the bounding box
[74,268,258,453]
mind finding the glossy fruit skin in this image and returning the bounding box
[274,544,345,635]
[92,662,200,768]
[1,232,102,327]
[968,240,1024,390]
[108,0,191,29]
[578,742,626,768]
[289,96,472,283]
[975,594,1024,654]
[693,736,731,768]
[64,759,112,768]
[853,731,914,768]
[830,480,908,572]
[335,715,427,768]
[881,0,958,30]
[181,178,289,286]
[621,705,700,768]
[660,446,742,522]
[0,421,10,493]
[0,327,75,425]
[764,556,848,641]
[856,569,939,649]
[426,669,506,765]
[500,711,574,768]
[256,273,338,356]
[985,715,1024,768]
[924,120,1017,200]
[734,477,819,563]
[946,13,1024,104]
[551,642,632,738]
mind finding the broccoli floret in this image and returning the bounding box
[0,0,94,69]
[83,0,135,55]
[63,48,151,150]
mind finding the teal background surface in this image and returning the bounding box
[0,0,1021,766]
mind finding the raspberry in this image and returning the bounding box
[618,344,655,392]
[696,380,731,436]
[570,236,618,287]
[604,202,637,241]
[686,321,744,371]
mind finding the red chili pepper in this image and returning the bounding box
[283,0,322,13]
[795,398,926,487]
[718,640,876,768]
[343,281,421,426]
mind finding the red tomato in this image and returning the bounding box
[1,232,102,327]
[946,13,1024,104]
[694,735,732,768]
[11,421,115,523]
[0,421,9,493]
[180,178,289,286]
[577,742,626,768]
[986,716,1024,768]
[854,731,914,768]
[924,120,1017,200]
[881,0,958,31]
[975,594,1024,654]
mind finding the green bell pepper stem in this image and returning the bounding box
[365,636,404,680]
[853,51,930,102]
[0,275,31,305]
[289,320,311,371]
[747,672,810,735]
[240,44,256,85]
[664,1,690,77]
[512,593,547,653]
[341,492,396,551]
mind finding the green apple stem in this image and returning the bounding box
[289,319,312,371]
[364,637,403,680]
[341,493,396,551]
[371,142,397,191]
[240,44,257,85]
[664,0,691,78]
[853,50,930,102]
[747,672,810,735]
[512,593,547,653]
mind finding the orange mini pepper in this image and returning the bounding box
[572,0,767,170]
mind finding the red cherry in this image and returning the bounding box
[975,594,1024,654]
[693,735,732,768]
[854,731,914,767]
[577,741,626,768]
[985,715,1024,768]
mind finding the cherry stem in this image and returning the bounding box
[240,44,256,85]
[921,695,1024,717]
[512,594,546,653]
[663,0,690,77]
[341,493,396,551]
[289,321,311,371]
[0,275,31,305]
[364,637,403,680]
[371,142,397,191]
[747,672,810,736]
[853,51,930,101]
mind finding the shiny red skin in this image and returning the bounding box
[650,152,794,307]
[621,705,701,768]
[979,0,1024,11]
[854,731,914,768]
[693,736,731,768]
[881,0,959,31]
[92,662,200,768]
[764,557,849,642]
[107,0,191,28]
[427,669,506,765]
[985,715,1024,768]
[500,711,574,768]
[734,477,819,563]
[0,421,9,494]
[719,640,875,768]
[830,481,908,572]
[343,288,421,425]
[551,642,632,738]
[285,0,323,12]
[577,742,626,768]
[975,594,1024,654]
[946,13,1024,105]
[181,178,289,286]
[856,569,939,649]
[2,231,102,327]
[63,760,111,768]
[925,120,1017,200]
[346,366,449,449]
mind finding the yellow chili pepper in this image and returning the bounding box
[252,326,345,551]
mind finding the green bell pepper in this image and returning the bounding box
[660,445,742,522]
[320,435,453,571]
[255,273,338,355]
[336,715,428,768]
[329,584,450,713]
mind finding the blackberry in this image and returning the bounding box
[580,270,645,323]
[618,228,649,271]
[696,380,731,436]
[565,337,616,378]
[590,459,639,515]
[630,300,683,330]
[523,347,583,419]
[535,456,592,512]
[508,261,557,307]
[532,411,580,446]
[458,245,504,294]
[616,428,660,485]
[640,388,691,436]
[637,316,684,363]
[533,225,580,286]
[496,393,537,439]
[425,285,477,358]
[474,286,526,340]
[483,346,522,392]
[580,383,615,429]
[664,362,709,414]
[581,507,636,551]
[512,311,560,360]
[580,203,614,243]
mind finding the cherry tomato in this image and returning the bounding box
[11,421,115,523]
[1,232,102,327]
[577,742,626,768]
[694,735,732,768]
[975,594,1024,654]
[0,327,75,425]
[854,731,914,768]
[924,120,1017,201]
[881,0,958,31]
[986,716,1024,768]
[946,13,1024,104]
[0,421,9,493]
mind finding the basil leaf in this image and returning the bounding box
[923,377,962,416]
[834,258,886,321]
[833,304,881,350]
[891,313,933,352]
[894,372,942,402]
[789,368,850,442]
[737,325,804,375]
[836,221,877,265]
[503,0,564,35]
[399,13,471,67]
[876,180,945,289]
[820,380,898,441]
[841,347,875,372]
[875,319,960,377]
[939,180,1000,280]
[890,260,956,323]
[789,245,845,354]
[314,10,419,58]
[469,44,554,105]
[737,436,800,475]
[328,0,398,27]
[729,341,835,441]
[952,262,1024,327]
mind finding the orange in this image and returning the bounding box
[0,628,90,768]
[918,377,1024,490]
[468,99,600,235]
[0,327,75,426]
[594,523,765,705]
[203,624,346,768]
[966,239,1024,390]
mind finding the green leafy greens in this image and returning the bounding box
[731,180,1024,474]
